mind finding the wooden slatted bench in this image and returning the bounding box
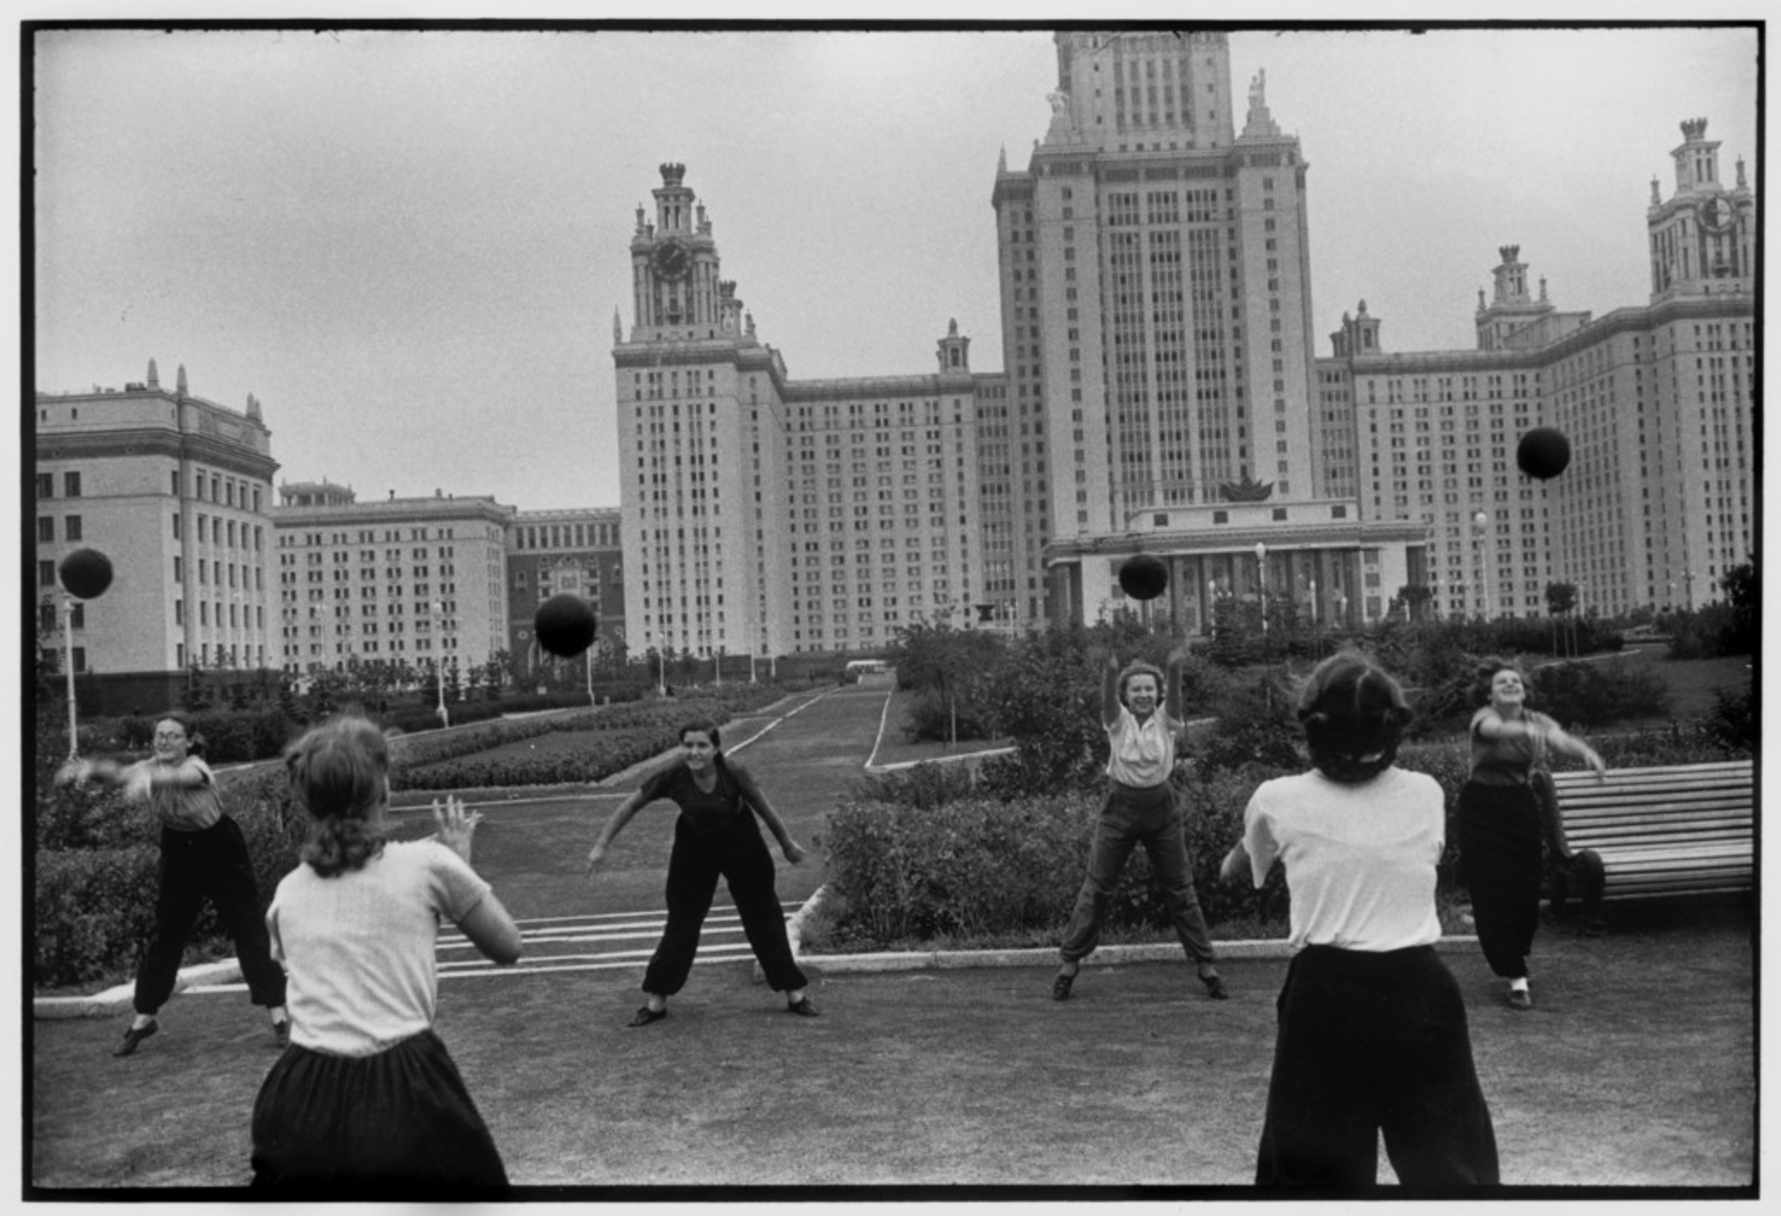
[1549,760,1754,901]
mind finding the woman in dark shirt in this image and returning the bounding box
[587,720,816,1025]
[1457,659,1604,1011]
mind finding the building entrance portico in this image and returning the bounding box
[1044,499,1427,636]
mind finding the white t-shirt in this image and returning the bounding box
[1242,767,1444,953]
[1105,705,1177,788]
[267,839,491,1057]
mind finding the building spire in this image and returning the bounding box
[1239,69,1281,140]
[146,357,159,389]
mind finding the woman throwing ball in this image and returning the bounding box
[588,720,816,1025]
[1052,646,1225,1002]
[1221,652,1498,1190]
[251,716,521,1196]
[1458,658,1605,1010]
[56,712,289,1057]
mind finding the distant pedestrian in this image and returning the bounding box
[56,712,289,1058]
[587,720,816,1025]
[1052,645,1225,1002]
[1221,651,1498,1190]
[250,716,521,1196]
[1457,658,1605,1010]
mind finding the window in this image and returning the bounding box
[40,559,55,588]
[36,473,53,499]
[65,516,82,541]
[64,472,82,497]
[37,517,53,542]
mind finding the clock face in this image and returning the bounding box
[652,239,691,280]
[1704,197,1736,231]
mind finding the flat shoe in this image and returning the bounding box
[1201,974,1229,1001]
[786,997,820,1018]
[627,1006,668,1027]
[1051,971,1076,1001]
[1507,988,1533,1010]
[113,1019,158,1057]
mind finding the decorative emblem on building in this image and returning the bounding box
[1218,473,1275,502]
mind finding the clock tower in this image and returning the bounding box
[630,162,734,339]
[1647,117,1753,301]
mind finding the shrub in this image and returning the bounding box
[33,765,307,991]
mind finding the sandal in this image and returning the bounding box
[627,1005,668,1027]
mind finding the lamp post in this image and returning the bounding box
[1473,510,1491,621]
[1308,577,1318,626]
[1254,542,1268,641]
[49,592,79,760]
[585,641,596,707]
[432,601,449,727]
[714,646,723,688]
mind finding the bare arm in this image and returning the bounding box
[1218,839,1251,883]
[586,790,650,872]
[1101,652,1122,729]
[1476,709,1605,777]
[732,764,805,863]
[456,890,522,966]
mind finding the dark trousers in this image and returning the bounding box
[1059,780,1217,969]
[134,817,287,1015]
[1256,945,1499,1191]
[1456,782,1543,979]
[642,815,807,997]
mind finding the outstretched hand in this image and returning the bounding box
[433,796,484,862]
[782,839,808,865]
[53,759,91,788]
[585,843,607,877]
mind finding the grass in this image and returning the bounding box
[31,900,1753,1190]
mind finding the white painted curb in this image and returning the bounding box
[34,959,243,1021]
[759,883,1478,979]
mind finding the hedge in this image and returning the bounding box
[818,723,1751,953]
[34,765,307,990]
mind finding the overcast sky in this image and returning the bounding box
[30,18,1759,512]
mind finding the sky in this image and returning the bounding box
[28,15,1761,513]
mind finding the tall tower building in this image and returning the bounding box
[1000,31,1418,630]
[614,166,991,660]
[1317,116,1754,620]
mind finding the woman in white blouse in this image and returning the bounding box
[1220,651,1498,1190]
[1052,646,1224,1002]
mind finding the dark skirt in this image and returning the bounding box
[250,1028,508,1197]
[1456,781,1544,978]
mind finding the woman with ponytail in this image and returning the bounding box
[250,716,521,1197]
[56,711,289,1057]
[587,719,815,1026]
[1220,652,1498,1191]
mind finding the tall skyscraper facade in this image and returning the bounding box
[613,165,993,662]
[997,31,1420,631]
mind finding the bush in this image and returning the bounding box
[33,765,307,991]
[819,763,1296,952]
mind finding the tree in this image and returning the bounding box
[1719,559,1756,655]
[1397,583,1434,623]
[1544,582,1578,617]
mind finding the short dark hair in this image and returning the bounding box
[155,710,207,760]
[1296,651,1412,784]
[1474,655,1527,706]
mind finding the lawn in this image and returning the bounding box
[31,899,1753,1190]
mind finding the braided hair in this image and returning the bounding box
[285,716,391,878]
[1296,651,1413,785]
